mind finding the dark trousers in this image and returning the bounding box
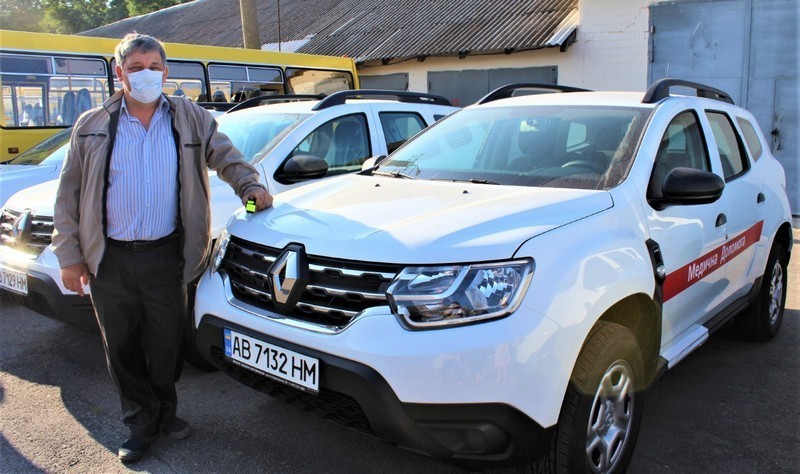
[90,237,186,438]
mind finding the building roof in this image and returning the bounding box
[80,0,578,64]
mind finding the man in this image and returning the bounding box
[52,33,272,463]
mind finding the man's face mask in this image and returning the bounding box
[126,69,164,104]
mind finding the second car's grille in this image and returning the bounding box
[0,208,53,256]
[221,237,400,330]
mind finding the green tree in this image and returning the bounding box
[125,0,186,17]
[105,0,130,24]
[40,0,110,34]
[1,0,189,34]
[0,0,46,32]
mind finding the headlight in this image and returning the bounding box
[208,228,231,275]
[387,259,533,328]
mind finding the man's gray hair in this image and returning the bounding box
[115,33,167,67]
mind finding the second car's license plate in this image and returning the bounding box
[0,266,28,295]
[224,328,319,393]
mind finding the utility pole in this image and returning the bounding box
[239,0,260,49]
[277,0,282,52]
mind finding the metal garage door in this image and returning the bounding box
[359,73,409,91]
[649,0,799,213]
[429,66,557,106]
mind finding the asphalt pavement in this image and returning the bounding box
[1,228,798,473]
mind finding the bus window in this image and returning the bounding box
[285,68,354,95]
[165,61,206,102]
[0,52,108,128]
[208,64,284,102]
[112,59,206,102]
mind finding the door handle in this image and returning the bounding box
[716,213,727,227]
[757,193,766,203]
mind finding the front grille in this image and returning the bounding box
[211,347,374,434]
[0,208,53,256]
[221,237,400,330]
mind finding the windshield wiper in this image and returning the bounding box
[372,170,416,180]
[468,178,500,185]
[433,178,500,185]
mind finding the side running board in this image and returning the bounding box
[661,324,709,369]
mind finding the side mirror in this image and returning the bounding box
[651,167,724,209]
[282,154,328,183]
[361,155,387,171]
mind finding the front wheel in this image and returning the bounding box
[736,243,788,341]
[554,322,644,473]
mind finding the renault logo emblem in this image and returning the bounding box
[271,250,300,304]
[268,244,309,313]
[11,210,32,243]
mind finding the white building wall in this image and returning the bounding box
[572,0,653,90]
[358,0,655,93]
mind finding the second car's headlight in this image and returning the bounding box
[208,228,231,275]
[386,259,533,328]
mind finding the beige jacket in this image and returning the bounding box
[53,91,265,283]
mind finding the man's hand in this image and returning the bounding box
[61,262,90,297]
[243,187,273,211]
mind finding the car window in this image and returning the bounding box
[706,111,749,181]
[377,106,648,190]
[735,116,763,161]
[379,112,426,153]
[648,111,710,198]
[216,111,308,164]
[290,113,371,175]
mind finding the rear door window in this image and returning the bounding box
[378,112,426,153]
[706,111,750,181]
[735,117,763,161]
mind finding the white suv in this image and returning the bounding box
[0,90,458,330]
[193,80,793,471]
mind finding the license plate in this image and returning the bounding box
[0,266,28,295]
[224,328,319,393]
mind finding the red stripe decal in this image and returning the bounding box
[662,220,763,302]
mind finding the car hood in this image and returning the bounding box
[1,172,245,229]
[0,164,59,177]
[0,165,61,207]
[226,175,614,263]
[2,178,61,214]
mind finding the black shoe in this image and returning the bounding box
[118,435,154,463]
[161,417,192,440]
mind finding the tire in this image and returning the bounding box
[554,322,644,473]
[183,280,218,372]
[184,326,218,372]
[736,244,788,342]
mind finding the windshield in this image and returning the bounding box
[377,106,650,190]
[216,111,308,164]
[40,144,68,165]
[7,127,73,165]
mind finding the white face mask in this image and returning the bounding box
[126,69,164,104]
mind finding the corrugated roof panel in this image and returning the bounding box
[80,0,579,63]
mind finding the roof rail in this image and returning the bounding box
[643,78,734,105]
[225,94,326,114]
[477,83,590,105]
[312,89,452,111]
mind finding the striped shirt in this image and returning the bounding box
[106,96,178,241]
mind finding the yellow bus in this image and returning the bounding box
[0,29,359,162]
